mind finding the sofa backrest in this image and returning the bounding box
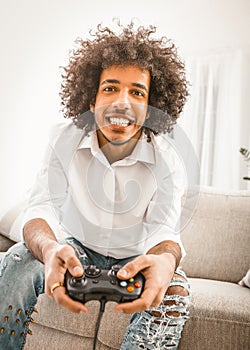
[180,187,250,283]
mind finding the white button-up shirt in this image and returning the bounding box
[23,121,186,259]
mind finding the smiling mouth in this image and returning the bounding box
[107,117,134,127]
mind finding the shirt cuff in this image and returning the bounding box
[18,206,69,241]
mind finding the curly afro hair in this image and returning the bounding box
[60,21,189,136]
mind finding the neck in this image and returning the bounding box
[97,129,142,164]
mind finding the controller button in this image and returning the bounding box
[120,281,127,287]
[134,282,141,288]
[127,286,134,293]
[129,278,134,282]
[110,279,117,285]
[92,279,99,284]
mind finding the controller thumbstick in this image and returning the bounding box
[110,264,122,276]
[71,275,85,286]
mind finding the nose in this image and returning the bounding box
[112,90,131,110]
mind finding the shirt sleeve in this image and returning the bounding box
[142,138,187,258]
[20,125,71,241]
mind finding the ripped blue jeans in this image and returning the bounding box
[0,238,190,350]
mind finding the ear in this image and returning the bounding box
[146,111,150,119]
[90,103,95,113]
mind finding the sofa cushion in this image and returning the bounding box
[0,200,27,242]
[188,278,250,323]
[239,268,250,288]
[0,234,15,252]
[181,188,250,283]
[30,298,130,341]
[179,278,250,350]
[29,297,130,349]
[25,325,98,350]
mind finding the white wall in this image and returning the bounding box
[1,0,250,215]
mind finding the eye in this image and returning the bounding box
[131,90,145,97]
[103,86,116,92]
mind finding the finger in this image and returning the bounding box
[117,255,151,280]
[115,284,159,314]
[151,293,164,308]
[114,296,151,314]
[52,285,88,314]
[56,245,84,277]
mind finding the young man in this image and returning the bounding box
[0,23,190,349]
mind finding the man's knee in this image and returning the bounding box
[148,270,190,319]
[163,272,190,317]
[0,242,44,288]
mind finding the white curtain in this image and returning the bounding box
[179,48,250,190]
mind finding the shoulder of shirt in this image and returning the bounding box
[151,133,184,172]
[48,119,87,148]
[151,133,176,153]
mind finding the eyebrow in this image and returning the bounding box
[100,79,148,93]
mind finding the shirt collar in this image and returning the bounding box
[129,133,155,164]
[77,130,155,165]
[78,130,99,153]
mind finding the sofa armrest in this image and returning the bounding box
[0,233,15,252]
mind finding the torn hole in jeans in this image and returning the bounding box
[127,273,190,349]
[128,306,189,350]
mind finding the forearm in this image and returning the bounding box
[23,218,59,263]
[146,240,182,270]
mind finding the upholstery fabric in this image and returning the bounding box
[239,268,250,288]
[0,234,15,252]
[181,188,250,283]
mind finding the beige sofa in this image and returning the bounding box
[0,187,250,349]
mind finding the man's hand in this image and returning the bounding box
[115,252,176,314]
[43,243,88,314]
[23,218,88,314]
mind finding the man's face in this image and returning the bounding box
[91,65,150,146]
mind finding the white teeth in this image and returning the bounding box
[109,117,130,126]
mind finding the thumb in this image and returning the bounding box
[117,260,140,280]
[67,257,84,277]
[71,265,84,277]
[117,267,129,279]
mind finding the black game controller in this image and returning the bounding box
[65,264,144,304]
